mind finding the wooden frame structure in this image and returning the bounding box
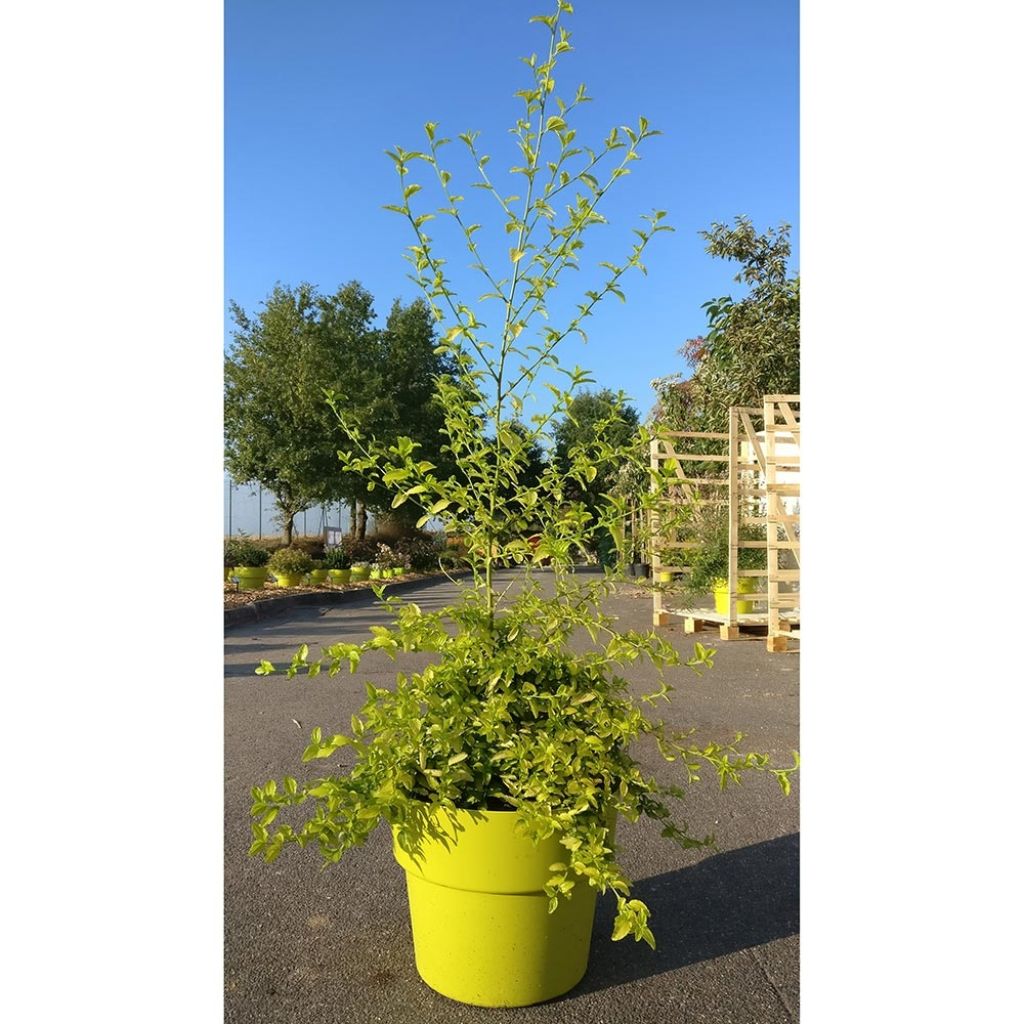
[649,395,800,650]
[764,395,801,651]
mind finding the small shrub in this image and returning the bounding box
[291,535,326,561]
[375,543,401,570]
[227,539,270,568]
[268,547,314,576]
[395,535,443,572]
[323,547,352,570]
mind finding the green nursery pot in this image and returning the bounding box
[393,567,406,576]
[392,807,600,1007]
[234,566,268,591]
[273,572,306,588]
[308,569,328,585]
[224,567,232,583]
[327,569,351,585]
[349,566,370,581]
[656,570,673,584]
[369,568,383,580]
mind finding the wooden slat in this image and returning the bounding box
[671,453,731,463]
[739,410,767,474]
[657,430,730,440]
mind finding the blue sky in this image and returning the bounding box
[226,0,798,421]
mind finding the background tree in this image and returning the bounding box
[553,388,640,561]
[369,298,461,534]
[314,282,388,538]
[554,388,640,505]
[225,284,459,543]
[654,216,799,432]
[224,282,375,545]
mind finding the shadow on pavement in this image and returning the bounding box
[573,832,799,996]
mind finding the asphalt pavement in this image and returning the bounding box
[224,569,799,1023]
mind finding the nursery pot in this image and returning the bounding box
[328,569,351,586]
[656,570,673,584]
[308,569,328,585]
[224,567,232,583]
[392,807,598,1007]
[273,572,306,588]
[350,566,370,581]
[369,568,383,580]
[393,567,406,576]
[712,577,757,615]
[628,562,649,578]
[234,566,268,591]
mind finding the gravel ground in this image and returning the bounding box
[225,569,799,1023]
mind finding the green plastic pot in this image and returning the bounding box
[350,566,370,582]
[273,572,306,588]
[308,569,328,585]
[656,570,673,584]
[392,807,599,1007]
[712,577,757,615]
[224,567,232,583]
[393,566,406,576]
[328,568,351,586]
[234,566,268,591]
[369,568,383,580]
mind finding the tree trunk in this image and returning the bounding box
[349,501,357,537]
[282,514,294,546]
[356,501,368,540]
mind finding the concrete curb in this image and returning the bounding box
[224,569,473,630]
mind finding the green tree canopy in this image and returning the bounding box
[224,282,375,544]
[654,216,799,431]
[225,283,457,543]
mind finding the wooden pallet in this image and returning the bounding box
[655,606,799,641]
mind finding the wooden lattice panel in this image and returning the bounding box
[764,396,801,652]
[648,395,801,649]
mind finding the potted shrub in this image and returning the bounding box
[228,538,270,591]
[677,503,764,614]
[307,559,328,586]
[349,560,371,582]
[267,546,313,588]
[323,546,352,585]
[249,3,797,1008]
[223,542,236,583]
[376,543,402,578]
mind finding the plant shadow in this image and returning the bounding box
[571,832,799,996]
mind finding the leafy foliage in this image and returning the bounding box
[225,283,459,543]
[654,216,799,432]
[251,0,796,948]
[226,538,270,568]
[660,501,766,598]
[322,546,352,571]
[267,546,314,576]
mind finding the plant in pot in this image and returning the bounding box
[375,543,399,578]
[678,502,765,614]
[223,541,237,584]
[349,560,371,582]
[227,538,270,591]
[267,546,314,588]
[307,559,329,586]
[249,2,797,1008]
[323,546,352,585]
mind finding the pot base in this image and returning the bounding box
[403,868,596,1007]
